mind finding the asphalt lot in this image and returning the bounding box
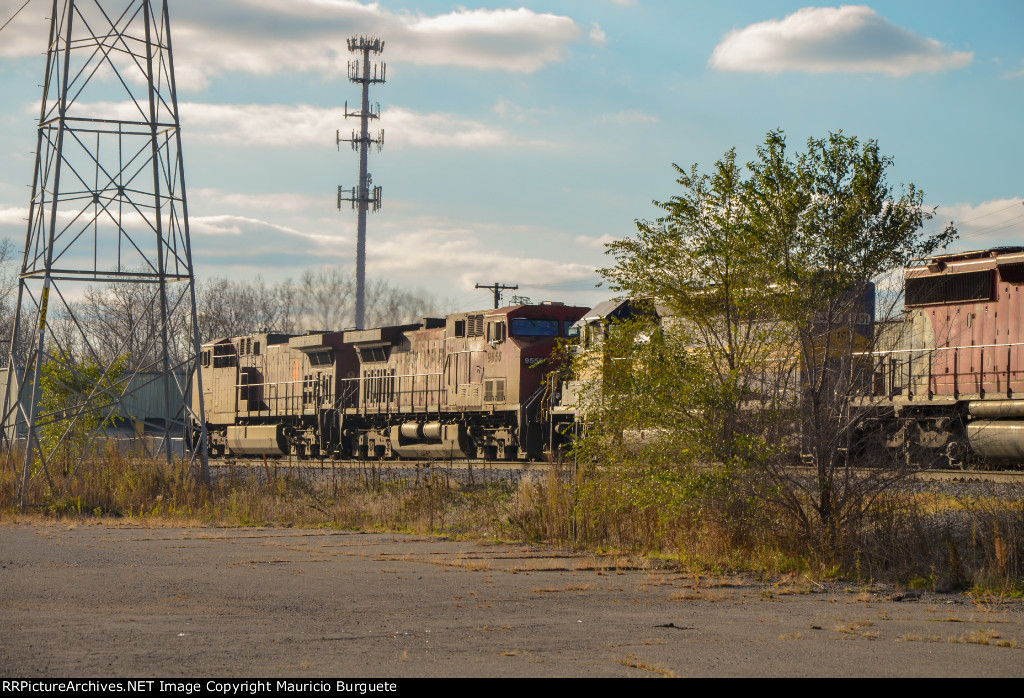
[1,522,1022,677]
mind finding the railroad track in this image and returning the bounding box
[208,457,1024,484]
[914,469,1024,484]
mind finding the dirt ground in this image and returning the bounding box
[1,522,1022,678]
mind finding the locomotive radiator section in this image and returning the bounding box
[865,247,1024,465]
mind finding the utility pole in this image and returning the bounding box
[475,282,519,309]
[338,36,385,330]
[3,0,208,505]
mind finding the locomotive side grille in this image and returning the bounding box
[309,350,334,366]
[905,270,993,306]
[468,314,484,337]
[998,263,1024,284]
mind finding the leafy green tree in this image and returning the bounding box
[593,130,956,552]
[745,131,955,539]
[37,351,128,471]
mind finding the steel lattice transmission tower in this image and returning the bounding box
[337,36,385,330]
[3,0,208,504]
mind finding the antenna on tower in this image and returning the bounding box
[338,36,386,330]
[2,1,209,505]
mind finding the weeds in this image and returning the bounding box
[2,448,1023,592]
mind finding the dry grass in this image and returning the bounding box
[618,653,678,678]
[532,584,594,594]
[3,450,1024,594]
[899,629,1020,649]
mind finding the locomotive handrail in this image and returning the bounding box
[857,339,1021,400]
[338,371,444,381]
[853,341,1024,356]
[232,378,311,388]
[338,371,446,415]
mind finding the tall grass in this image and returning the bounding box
[2,449,1021,592]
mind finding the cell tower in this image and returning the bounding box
[3,0,208,504]
[337,36,385,330]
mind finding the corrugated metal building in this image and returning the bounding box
[0,366,190,439]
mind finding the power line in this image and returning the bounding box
[959,212,1024,240]
[0,0,33,35]
[475,281,517,309]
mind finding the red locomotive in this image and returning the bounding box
[861,247,1024,465]
[195,302,587,460]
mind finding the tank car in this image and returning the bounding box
[859,247,1024,465]
[194,302,588,460]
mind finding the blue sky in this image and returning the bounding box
[1,0,1021,312]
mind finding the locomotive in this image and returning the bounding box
[195,302,587,461]
[857,247,1024,465]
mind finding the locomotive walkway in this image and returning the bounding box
[2,524,1022,677]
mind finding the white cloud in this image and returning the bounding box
[400,7,581,72]
[190,189,325,214]
[491,98,551,122]
[1004,59,1024,79]
[51,101,545,150]
[0,205,28,226]
[191,214,342,245]
[182,102,548,149]
[937,198,1024,250]
[709,5,972,76]
[180,102,337,147]
[371,217,595,289]
[0,0,47,59]
[382,107,551,149]
[0,0,587,88]
[589,24,608,47]
[173,0,582,89]
[575,234,618,249]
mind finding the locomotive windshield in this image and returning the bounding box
[510,318,559,337]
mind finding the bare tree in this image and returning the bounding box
[194,270,437,341]
[0,238,20,367]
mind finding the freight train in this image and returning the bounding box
[194,247,1024,467]
[195,302,587,461]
